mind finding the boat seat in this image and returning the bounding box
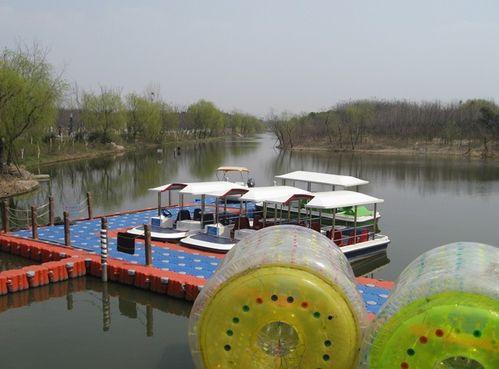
[201,213,215,228]
[333,230,344,247]
[252,215,263,230]
[359,229,369,243]
[193,208,202,221]
[311,222,321,232]
[347,232,356,245]
[177,209,191,221]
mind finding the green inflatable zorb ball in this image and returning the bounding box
[360,242,498,369]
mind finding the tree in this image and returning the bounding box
[81,87,125,143]
[185,100,225,136]
[0,45,65,171]
[160,102,180,134]
[126,93,162,142]
[226,112,264,135]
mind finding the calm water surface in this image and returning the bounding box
[1,133,498,368]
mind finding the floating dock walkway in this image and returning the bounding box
[0,206,393,318]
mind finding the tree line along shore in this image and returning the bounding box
[0,45,265,176]
[269,100,499,158]
[1,44,498,191]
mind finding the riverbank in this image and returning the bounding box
[0,166,39,199]
[19,136,231,169]
[284,139,498,160]
[2,135,236,197]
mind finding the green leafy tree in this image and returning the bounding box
[81,87,125,143]
[126,93,162,142]
[160,102,180,135]
[0,45,65,171]
[227,112,264,135]
[185,100,225,136]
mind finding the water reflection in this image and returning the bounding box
[0,252,38,271]
[270,149,499,195]
[351,251,390,277]
[0,277,190,333]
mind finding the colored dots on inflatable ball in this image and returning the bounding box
[360,242,499,369]
[188,225,368,369]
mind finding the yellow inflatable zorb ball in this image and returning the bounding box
[188,225,368,369]
[360,242,499,369]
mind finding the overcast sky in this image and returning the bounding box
[1,0,498,115]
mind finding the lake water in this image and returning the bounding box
[1,133,498,368]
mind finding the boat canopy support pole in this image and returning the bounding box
[201,195,205,229]
[157,192,162,216]
[353,205,358,245]
[263,202,267,226]
[373,203,377,241]
[332,208,336,239]
[168,190,171,206]
[215,197,219,224]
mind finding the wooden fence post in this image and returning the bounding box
[48,196,55,226]
[63,211,71,246]
[1,200,8,233]
[31,205,38,239]
[144,224,152,266]
[86,192,93,219]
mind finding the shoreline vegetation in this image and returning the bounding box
[0,46,264,197]
[2,46,498,197]
[269,100,499,158]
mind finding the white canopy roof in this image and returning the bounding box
[305,191,383,209]
[275,171,368,188]
[216,166,250,173]
[240,186,313,204]
[180,181,248,197]
[148,183,189,192]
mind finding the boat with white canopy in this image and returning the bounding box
[179,182,249,252]
[127,182,192,241]
[239,185,314,228]
[216,166,253,186]
[304,190,390,261]
[127,181,232,241]
[274,170,378,225]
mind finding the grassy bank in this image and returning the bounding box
[287,138,498,159]
[14,135,231,169]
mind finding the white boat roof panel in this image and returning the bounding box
[180,181,248,197]
[275,171,368,187]
[216,166,250,173]
[240,186,313,204]
[305,191,383,209]
[148,183,189,192]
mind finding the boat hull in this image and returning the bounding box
[180,230,390,261]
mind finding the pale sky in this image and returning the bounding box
[1,0,498,115]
